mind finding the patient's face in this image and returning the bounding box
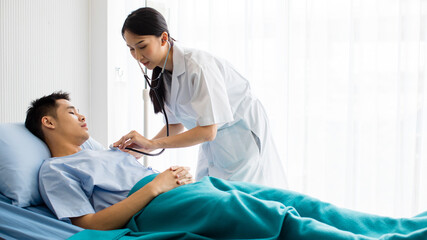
[54,99,89,142]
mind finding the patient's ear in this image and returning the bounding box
[41,116,56,129]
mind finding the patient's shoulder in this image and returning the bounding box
[38,150,92,177]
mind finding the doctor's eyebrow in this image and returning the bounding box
[127,40,145,48]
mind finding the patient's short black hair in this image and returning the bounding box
[25,91,70,142]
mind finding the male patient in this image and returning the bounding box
[26,92,427,239]
[25,91,194,230]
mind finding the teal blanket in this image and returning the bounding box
[69,175,427,239]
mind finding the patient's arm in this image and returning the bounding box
[70,166,194,230]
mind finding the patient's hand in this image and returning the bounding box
[70,166,193,230]
[148,166,194,195]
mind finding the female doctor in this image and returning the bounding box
[114,7,288,189]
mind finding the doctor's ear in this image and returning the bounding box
[161,32,169,46]
[41,116,56,130]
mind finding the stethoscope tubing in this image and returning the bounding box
[126,41,171,156]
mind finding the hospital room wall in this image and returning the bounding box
[0,0,127,147]
[0,0,91,130]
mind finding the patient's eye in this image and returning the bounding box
[69,112,75,115]
[139,45,146,50]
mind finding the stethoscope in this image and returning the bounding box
[125,41,171,156]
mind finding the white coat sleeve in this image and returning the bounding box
[190,62,234,126]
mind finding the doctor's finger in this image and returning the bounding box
[122,136,147,150]
[118,131,141,148]
[113,132,133,148]
[112,137,124,147]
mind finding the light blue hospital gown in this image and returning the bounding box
[38,146,157,221]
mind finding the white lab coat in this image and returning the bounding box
[163,42,288,189]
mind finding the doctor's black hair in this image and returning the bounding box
[25,91,70,142]
[122,7,175,114]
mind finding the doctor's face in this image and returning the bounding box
[124,30,165,70]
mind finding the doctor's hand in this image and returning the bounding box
[113,130,158,153]
[148,166,194,195]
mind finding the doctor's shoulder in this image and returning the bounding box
[183,48,227,73]
[182,47,211,63]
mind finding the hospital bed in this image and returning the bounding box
[2,123,427,240]
[0,193,82,239]
[0,123,99,239]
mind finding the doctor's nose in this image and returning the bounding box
[134,51,145,62]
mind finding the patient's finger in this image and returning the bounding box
[173,166,190,173]
[173,167,189,178]
[172,168,184,178]
[178,178,194,185]
[178,173,193,184]
[176,171,194,184]
[169,166,179,171]
[185,172,193,178]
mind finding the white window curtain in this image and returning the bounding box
[114,0,427,217]
[284,0,427,218]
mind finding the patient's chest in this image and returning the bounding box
[51,149,156,211]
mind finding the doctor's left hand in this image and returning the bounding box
[113,130,158,153]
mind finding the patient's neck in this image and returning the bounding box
[46,136,83,158]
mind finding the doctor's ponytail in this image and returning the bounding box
[122,7,175,114]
